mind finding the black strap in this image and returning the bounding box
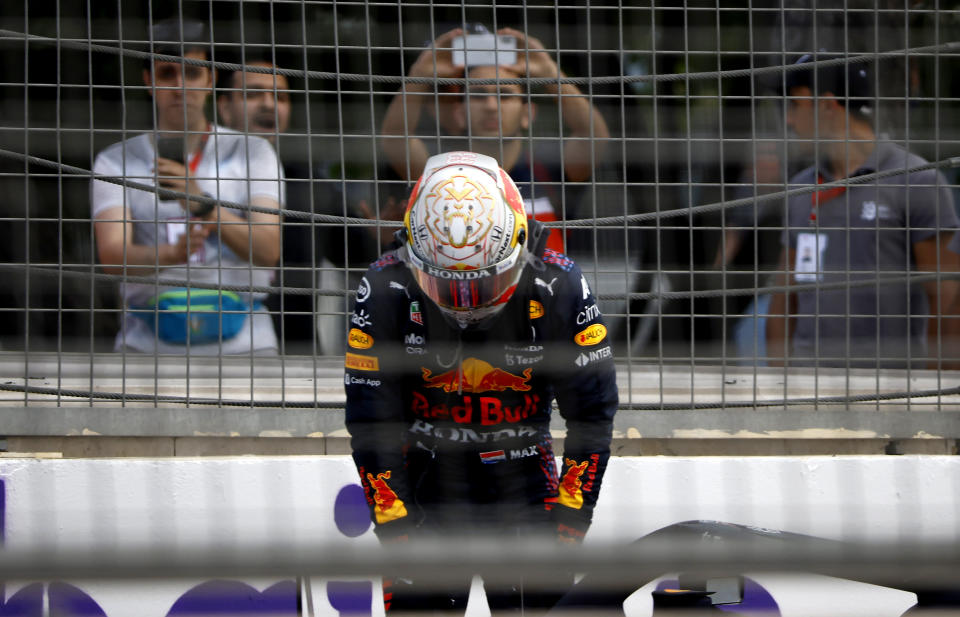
[527,219,549,259]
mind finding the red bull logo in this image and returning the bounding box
[421,357,532,393]
[365,470,408,524]
[558,458,589,510]
[411,391,541,425]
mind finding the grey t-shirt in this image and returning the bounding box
[91,126,285,355]
[782,141,957,367]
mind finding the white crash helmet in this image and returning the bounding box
[403,151,529,327]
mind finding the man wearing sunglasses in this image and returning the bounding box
[344,151,618,614]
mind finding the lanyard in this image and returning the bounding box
[809,173,847,223]
[187,125,211,175]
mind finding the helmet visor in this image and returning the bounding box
[407,243,524,311]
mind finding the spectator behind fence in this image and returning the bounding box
[380,25,610,252]
[217,54,385,354]
[766,54,959,369]
[92,18,283,355]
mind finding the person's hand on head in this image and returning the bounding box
[409,28,466,80]
[498,28,560,80]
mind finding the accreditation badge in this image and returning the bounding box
[794,232,828,282]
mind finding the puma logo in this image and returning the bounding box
[535,277,557,296]
[389,281,410,298]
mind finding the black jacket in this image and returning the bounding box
[344,246,618,539]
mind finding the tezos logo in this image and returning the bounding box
[356,277,371,303]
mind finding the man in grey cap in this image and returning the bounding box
[91,17,283,355]
[767,53,959,369]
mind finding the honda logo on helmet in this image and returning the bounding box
[426,266,491,280]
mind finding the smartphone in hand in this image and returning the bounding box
[452,33,518,67]
[155,136,187,164]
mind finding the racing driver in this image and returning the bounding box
[344,151,618,614]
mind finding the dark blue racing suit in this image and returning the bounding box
[344,245,618,613]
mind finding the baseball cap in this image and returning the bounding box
[783,52,874,116]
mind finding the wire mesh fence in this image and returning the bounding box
[1,2,959,412]
[1,3,960,613]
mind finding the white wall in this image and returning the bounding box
[1,455,957,616]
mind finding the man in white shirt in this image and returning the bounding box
[91,18,283,355]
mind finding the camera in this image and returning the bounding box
[452,33,518,67]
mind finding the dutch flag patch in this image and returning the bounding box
[479,450,506,464]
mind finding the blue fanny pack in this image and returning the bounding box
[132,288,258,345]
